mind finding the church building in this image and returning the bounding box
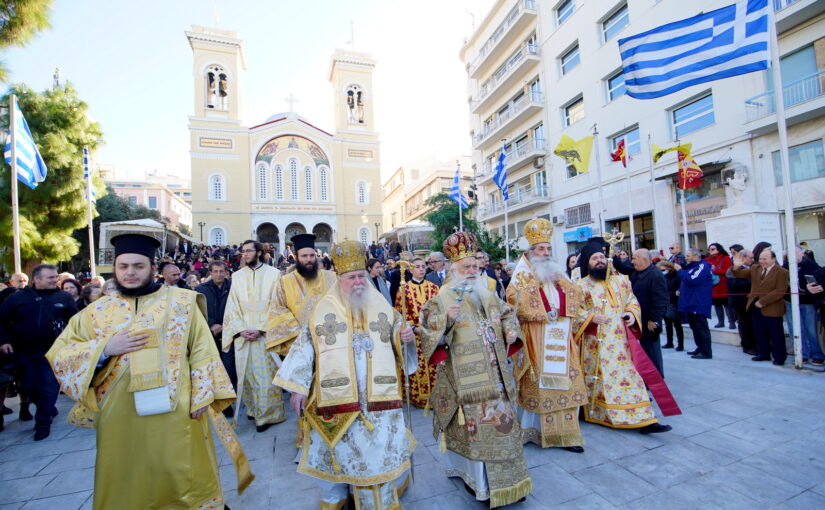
[186,26,382,255]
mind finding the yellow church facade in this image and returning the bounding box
[186,26,382,255]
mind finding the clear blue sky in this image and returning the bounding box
[5,0,493,181]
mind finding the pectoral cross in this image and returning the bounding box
[285,93,298,113]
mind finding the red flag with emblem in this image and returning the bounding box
[610,139,628,168]
[677,149,702,189]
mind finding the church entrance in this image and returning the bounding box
[256,222,279,244]
[284,223,307,248]
[313,223,333,255]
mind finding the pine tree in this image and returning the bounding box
[0,0,53,82]
[0,82,103,272]
[422,193,514,261]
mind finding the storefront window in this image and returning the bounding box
[772,139,825,185]
[675,171,725,203]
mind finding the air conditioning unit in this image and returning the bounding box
[533,157,545,168]
[552,215,565,225]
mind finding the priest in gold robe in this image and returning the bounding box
[394,257,439,408]
[223,239,285,431]
[274,240,415,510]
[419,232,532,508]
[46,233,253,510]
[575,239,672,433]
[265,234,336,357]
[506,218,588,452]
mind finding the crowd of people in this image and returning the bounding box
[0,226,822,509]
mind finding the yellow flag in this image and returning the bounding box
[652,142,692,163]
[554,135,594,174]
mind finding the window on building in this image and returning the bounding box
[304,166,313,201]
[257,164,268,200]
[128,195,137,206]
[611,126,641,156]
[606,70,626,101]
[208,175,225,201]
[319,166,329,201]
[564,96,585,127]
[602,3,629,42]
[533,123,545,148]
[560,44,580,75]
[148,196,158,209]
[565,204,592,226]
[557,0,575,24]
[358,226,370,245]
[274,165,284,200]
[529,78,542,100]
[209,227,226,246]
[289,159,298,200]
[772,139,825,185]
[356,181,368,205]
[672,94,715,139]
[767,44,819,107]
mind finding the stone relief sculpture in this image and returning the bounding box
[726,170,748,206]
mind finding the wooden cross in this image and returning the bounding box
[285,93,298,112]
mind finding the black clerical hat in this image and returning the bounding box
[111,233,161,261]
[291,234,316,252]
[577,236,609,278]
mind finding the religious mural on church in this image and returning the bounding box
[255,134,330,167]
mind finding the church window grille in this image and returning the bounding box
[257,164,268,200]
[358,226,370,245]
[305,166,313,201]
[209,174,225,201]
[319,167,329,201]
[209,227,226,245]
[289,159,299,200]
[356,180,367,205]
[274,165,284,200]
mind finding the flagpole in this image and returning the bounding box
[503,200,510,262]
[679,189,689,249]
[9,94,22,274]
[769,7,802,368]
[647,133,661,254]
[591,124,606,236]
[457,161,464,232]
[626,158,636,252]
[84,147,96,276]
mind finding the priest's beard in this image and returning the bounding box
[589,264,608,281]
[296,258,319,280]
[529,255,566,285]
[116,271,156,296]
[343,283,369,326]
[452,274,487,309]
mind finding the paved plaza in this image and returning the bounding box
[2,340,825,509]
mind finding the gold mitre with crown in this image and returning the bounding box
[524,218,553,246]
[443,231,478,263]
[331,240,367,274]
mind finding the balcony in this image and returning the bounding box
[477,185,550,222]
[468,0,538,80]
[774,0,825,34]
[471,44,540,114]
[476,138,547,185]
[473,92,544,150]
[744,69,825,135]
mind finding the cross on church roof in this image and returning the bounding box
[285,93,298,113]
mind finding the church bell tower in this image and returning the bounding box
[186,26,246,120]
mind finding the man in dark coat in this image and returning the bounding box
[676,248,714,359]
[614,249,669,375]
[195,261,236,408]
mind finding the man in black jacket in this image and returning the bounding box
[195,261,236,402]
[0,265,77,440]
[615,249,669,374]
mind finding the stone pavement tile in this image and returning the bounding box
[773,490,825,509]
[19,491,91,510]
[0,505,23,510]
[626,474,759,510]
[578,429,651,461]
[400,461,458,504]
[614,449,701,489]
[652,442,736,474]
[78,494,93,510]
[686,429,765,460]
[266,487,321,509]
[700,398,770,420]
[412,440,435,466]
[572,463,658,505]
[811,481,825,497]
[63,427,96,438]
[0,474,56,505]
[547,443,610,474]
[702,463,804,506]
[523,442,558,469]
[1,434,95,459]
[38,467,95,498]
[528,461,593,506]
[776,437,825,470]
[223,482,270,510]
[38,450,96,475]
[0,455,57,481]
[403,490,488,510]
[551,492,616,509]
[717,419,794,447]
[741,447,825,489]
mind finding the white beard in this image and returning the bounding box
[452,274,488,308]
[529,255,567,285]
[344,284,369,323]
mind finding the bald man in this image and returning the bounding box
[160,263,185,289]
[0,273,29,306]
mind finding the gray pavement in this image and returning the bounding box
[2,339,825,509]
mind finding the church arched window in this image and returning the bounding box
[346,84,366,124]
[289,159,299,200]
[209,226,226,245]
[274,165,284,201]
[257,163,268,200]
[205,65,229,110]
[304,166,313,201]
[319,166,329,201]
[358,226,370,245]
[209,174,226,201]
[356,180,368,205]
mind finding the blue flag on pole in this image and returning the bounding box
[4,101,48,189]
[83,146,96,203]
[449,167,469,210]
[494,144,508,200]
[618,0,769,100]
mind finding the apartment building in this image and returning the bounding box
[463,0,825,256]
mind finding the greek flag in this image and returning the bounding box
[494,144,508,200]
[618,0,770,100]
[83,146,96,202]
[449,167,469,210]
[4,101,48,189]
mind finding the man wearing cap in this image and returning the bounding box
[46,233,252,510]
[274,240,415,510]
[506,219,588,452]
[575,238,672,433]
[265,234,336,357]
[419,232,532,508]
[223,239,285,432]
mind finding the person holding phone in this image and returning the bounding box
[785,247,823,365]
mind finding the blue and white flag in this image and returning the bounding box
[83,146,96,203]
[4,101,48,189]
[449,167,469,210]
[494,144,509,200]
[618,0,769,100]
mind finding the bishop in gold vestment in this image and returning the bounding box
[46,234,252,510]
[419,232,532,508]
[506,219,588,450]
[274,241,414,510]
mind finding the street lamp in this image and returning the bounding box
[197,221,206,242]
[374,221,381,240]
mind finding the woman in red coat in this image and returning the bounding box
[707,243,736,329]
